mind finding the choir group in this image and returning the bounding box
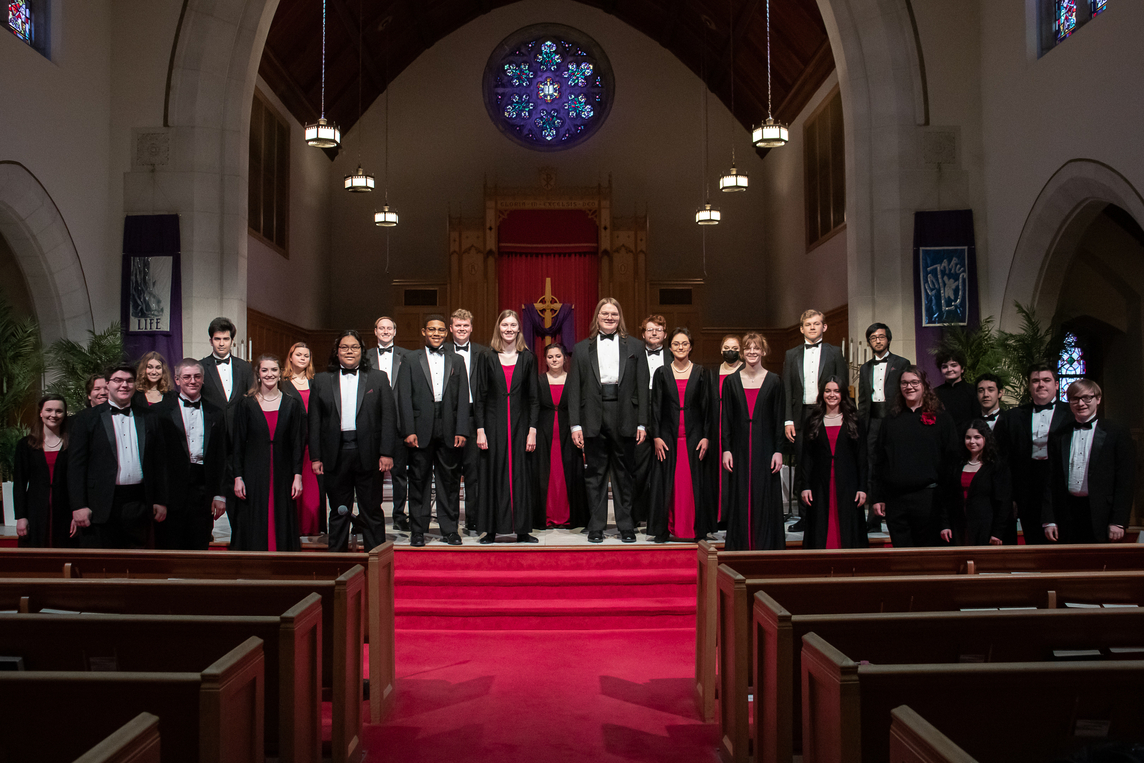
[11,301,1136,552]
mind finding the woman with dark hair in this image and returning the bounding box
[716,334,742,527]
[537,342,588,529]
[721,332,786,550]
[475,309,540,543]
[282,341,323,536]
[647,328,715,542]
[13,395,72,547]
[232,354,304,551]
[933,349,977,431]
[940,419,1011,546]
[797,377,868,549]
[871,366,959,547]
[84,374,109,408]
[133,351,174,407]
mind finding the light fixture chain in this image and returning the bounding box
[729,0,735,165]
[321,0,327,118]
[766,0,773,119]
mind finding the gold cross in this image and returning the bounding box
[534,277,562,330]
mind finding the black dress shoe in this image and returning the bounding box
[410,533,425,547]
[789,518,806,532]
[445,532,463,546]
[653,534,669,544]
[620,531,636,543]
[479,533,495,545]
[516,533,539,543]
[587,531,604,543]
[393,516,410,532]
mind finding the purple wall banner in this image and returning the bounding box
[121,214,183,364]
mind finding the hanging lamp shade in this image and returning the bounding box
[345,165,375,192]
[374,204,399,227]
[752,117,789,148]
[305,118,341,149]
[718,166,749,192]
[695,203,721,225]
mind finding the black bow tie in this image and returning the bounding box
[600,333,617,341]
[110,406,132,417]
[872,357,888,365]
[804,343,821,350]
[647,347,662,356]
[340,367,359,376]
[378,346,394,355]
[180,397,202,409]
[1074,419,1095,430]
[454,344,469,352]
[983,412,998,422]
[429,346,446,355]
[1034,403,1054,413]
[214,356,230,366]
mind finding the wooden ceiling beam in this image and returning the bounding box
[772,38,833,123]
[258,46,318,125]
[329,0,387,93]
[404,0,435,51]
[707,0,761,93]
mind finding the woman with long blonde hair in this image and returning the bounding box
[281,342,323,535]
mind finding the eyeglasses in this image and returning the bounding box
[1071,394,1098,404]
[645,327,665,334]
[901,380,923,388]
[338,344,362,351]
[869,333,888,341]
[107,377,134,386]
[670,342,691,349]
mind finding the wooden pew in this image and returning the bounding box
[801,632,1144,763]
[717,568,1144,763]
[0,637,264,763]
[0,596,322,763]
[0,542,397,723]
[694,541,1144,721]
[74,713,162,763]
[754,593,1144,763]
[889,706,978,763]
[0,568,365,763]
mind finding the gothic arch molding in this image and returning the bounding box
[0,161,94,344]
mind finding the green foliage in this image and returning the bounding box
[45,323,125,412]
[998,302,1057,405]
[0,293,43,482]
[0,424,29,483]
[927,315,1012,393]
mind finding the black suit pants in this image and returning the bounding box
[408,434,461,535]
[885,486,941,548]
[583,400,636,533]
[79,485,151,550]
[388,441,410,519]
[864,417,884,531]
[459,432,481,530]
[327,444,383,552]
[632,435,654,526]
[156,464,213,550]
[1062,494,1099,544]
[1015,459,1050,545]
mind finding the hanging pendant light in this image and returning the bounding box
[345,165,376,192]
[373,23,398,226]
[305,0,341,148]
[344,1,374,191]
[696,203,722,225]
[696,28,720,226]
[374,201,399,226]
[752,0,789,149]
[719,0,748,192]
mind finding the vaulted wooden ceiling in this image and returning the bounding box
[258,0,834,154]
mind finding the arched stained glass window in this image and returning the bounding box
[1092,0,1108,16]
[7,0,32,43]
[1057,331,1086,401]
[483,24,614,151]
[1056,0,1078,40]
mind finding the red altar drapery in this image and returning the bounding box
[498,211,599,347]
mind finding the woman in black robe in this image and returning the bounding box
[536,343,589,529]
[13,395,72,548]
[474,309,540,543]
[797,377,868,549]
[233,354,304,551]
[721,332,786,551]
[648,328,715,542]
[939,419,1011,546]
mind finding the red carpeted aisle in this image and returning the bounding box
[361,547,719,763]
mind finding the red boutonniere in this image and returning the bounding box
[920,412,937,426]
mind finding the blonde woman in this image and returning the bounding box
[282,342,323,536]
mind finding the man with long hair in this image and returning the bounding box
[566,298,649,542]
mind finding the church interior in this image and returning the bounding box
[3,0,1144,761]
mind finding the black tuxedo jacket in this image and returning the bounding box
[199,355,254,434]
[998,402,1073,488]
[782,342,848,423]
[857,353,911,423]
[448,341,489,411]
[369,346,408,389]
[396,347,471,445]
[152,395,228,512]
[566,334,649,438]
[1044,418,1136,540]
[67,404,167,522]
[308,367,398,470]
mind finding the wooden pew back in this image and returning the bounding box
[73,713,162,763]
[889,706,978,763]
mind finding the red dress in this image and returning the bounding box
[670,378,697,537]
[743,387,761,547]
[718,373,730,521]
[502,362,516,513]
[296,388,321,535]
[546,383,570,526]
[45,450,59,545]
[263,409,279,552]
[824,424,842,549]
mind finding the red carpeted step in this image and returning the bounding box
[396,568,696,599]
[395,597,695,630]
[393,546,696,571]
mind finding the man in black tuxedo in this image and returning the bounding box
[309,330,397,552]
[371,315,411,532]
[632,313,667,529]
[567,298,649,543]
[152,358,227,549]
[447,308,488,535]
[69,364,167,549]
[397,315,470,547]
[856,323,910,532]
[1043,379,1135,544]
[996,364,1073,545]
[975,373,1005,432]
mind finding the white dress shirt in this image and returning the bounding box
[453,344,473,402]
[110,403,143,485]
[339,369,360,431]
[982,407,1001,430]
[645,346,665,390]
[1067,417,1097,497]
[212,354,234,400]
[870,352,889,403]
[426,348,445,402]
[802,342,822,405]
[1031,407,1053,460]
[375,346,397,388]
[178,396,205,464]
[597,333,620,384]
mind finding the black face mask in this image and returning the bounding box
[722,349,740,364]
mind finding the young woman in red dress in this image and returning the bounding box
[940,420,1010,546]
[282,342,323,536]
[536,343,588,529]
[13,395,72,547]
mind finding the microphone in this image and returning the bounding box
[337,505,350,516]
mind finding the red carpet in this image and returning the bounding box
[361,546,718,762]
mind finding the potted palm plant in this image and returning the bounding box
[45,323,125,411]
[0,293,43,527]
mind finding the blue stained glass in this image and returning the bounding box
[535,41,562,71]
[536,77,560,103]
[565,94,594,119]
[1091,0,1107,14]
[533,109,564,140]
[564,62,593,87]
[8,0,32,43]
[1057,331,1086,402]
[1056,0,1077,41]
[504,63,534,87]
[503,94,535,119]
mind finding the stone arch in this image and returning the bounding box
[0,161,94,344]
[1000,159,1144,331]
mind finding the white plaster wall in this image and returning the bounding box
[246,78,332,329]
[326,0,768,330]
